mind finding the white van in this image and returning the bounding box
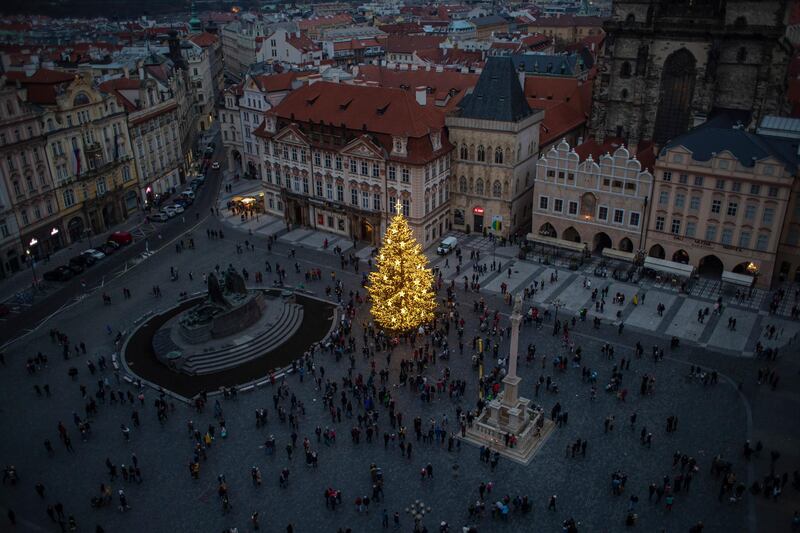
[437,236,458,255]
[181,190,195,201]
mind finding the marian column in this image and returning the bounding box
[502,293,523,407]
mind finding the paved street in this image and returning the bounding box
[0,171,798,533]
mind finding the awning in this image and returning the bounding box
[722,270,754,287]
[527,233,587,254]
[602,248,636,263]
[643,256,695,278]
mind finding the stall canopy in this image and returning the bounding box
[721,271,754,287]
[527,233,587,254]
[602,248,637,263]
[643,256,695,278]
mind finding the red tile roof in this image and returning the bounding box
[386,35,444,55]
[189,32,219,47]
[286,32,321,53]
[254,72,300,93]
[378,22,423,35]
[355,65,478,111]
[297,14,352,31]
[333,38,384,52]
[5,69,75,104]
[529,15,604,28]
[98,78,141,112]
[574,137,656,171]
[525,75,593,146]
[255,81,451,163]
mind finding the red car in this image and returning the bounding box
[109,231,133,245]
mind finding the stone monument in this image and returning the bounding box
[462,293,553,463]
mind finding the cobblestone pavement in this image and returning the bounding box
[0,180,798,533]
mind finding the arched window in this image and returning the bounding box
[620,61,632,78]
[494,147,503,164]
[73,93,90,106]
[625,13,635,25]
[476,178,484,195]
[492,181,502,198]
[477,145,485,162]
[620,89,629,99]
[459,176,467,193]
[460,144,468,160]
[734,16,747,29]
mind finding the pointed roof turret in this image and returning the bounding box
[458,56,532,123]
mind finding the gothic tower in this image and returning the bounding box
[589,0,792,149]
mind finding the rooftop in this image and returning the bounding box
[458,56,532,123]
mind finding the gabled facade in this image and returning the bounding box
[256,29,322,65]
[254,81,453,246]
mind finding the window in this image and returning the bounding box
[402,198,410,217]
[662,171,672,182]
[475,179,484,195]
[711,200,721,214]
[335,155,342,170]
[351,188,358,205]
[122,166,131,181]
[349,159,357,173]
[671,218,681,234]
[302,177,309,194]
[315,180,322,197]
[721,228,733,245]
[325,182,333,200]
[388,165,396,181]
[460,144,468,159]
[314,152,321,166]
[762,207,774,225]
[689,196,700,210]
[360,161,368,176]
[553,199,563,212]
[477,145,485,162]
[685,221,696,237]
[678,174,688,184]
[63,188,75,207]
[388,196,396,213]
[727,202,738,217]
[492,181,502,198]
[731,182,741,193]
[750,184,760,195]
[655,216,665,231]
[745,204,757,220]
[401,168,409,183]
[324,153,332,168]
[675,193,685,209]
[756,234,769,251]
[715,178,725,189]
[620,61,632,78]
[494,148,503,164]
[20,210,28,225]
[694,176,704,187]
[336,184,343,202]
[300,149,307,164]
[568,201,578,215]
[659,190,669,205]
[538,196,549,210]
[598,206,608,221]
[768,187,778,198]
[282,145,289,159]
[0,219,7,238]
[614,209,624,224]
[705,225,717,241]
[373,193,380,211]
[372,164,379,178]
[629,212,640,227]
[739,231,751,248]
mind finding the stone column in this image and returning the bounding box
[502,294,522,407]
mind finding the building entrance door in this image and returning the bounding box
[473,214,484,233]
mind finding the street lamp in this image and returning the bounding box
[551,298,564,336]
[27,237,39,286]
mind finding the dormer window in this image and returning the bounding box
[266,116,276,133]
[392,136,407,156]
[430,131,442,151]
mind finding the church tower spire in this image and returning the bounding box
[189,0,202,33]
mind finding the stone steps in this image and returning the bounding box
[182,303,303,375]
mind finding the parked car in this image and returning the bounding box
[211,161,220,170]
[67,261,86,274]
[181,190,195,200]
[109,231,133,245]
[149,212,169,223]
[174,198,190,209]
[83,249,106,261]
[171,203,185,214]
[98,242,117,255]
[43,265,74,281]
[161,206,177,218]
[70,254,94,268]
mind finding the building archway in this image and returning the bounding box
[619,237,633,252]
[648,244,665,259]
[672,249,690,264]
[653,48,697,145]
[593,232,612,253]
[698,254,724,279]
[539,222,556,237]
[563,226,581,243]
[68,217,84,243]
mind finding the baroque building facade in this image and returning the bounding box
[590,0,792,148]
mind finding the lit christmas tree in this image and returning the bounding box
[368,200,437,333]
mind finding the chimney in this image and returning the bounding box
[415,85,426,106]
